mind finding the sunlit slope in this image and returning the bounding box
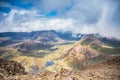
[80,35,120,54]
[44,42,101,71]
[7,55,120,80]
[46,35,120,71]
[0,34,120,73]
[0,41,76,73]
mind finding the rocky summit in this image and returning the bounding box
[0,59,26,80]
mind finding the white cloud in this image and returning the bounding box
[0,0,120,39]
[0,9,74,32]
[97,2,120,39]
[80,25,97,34]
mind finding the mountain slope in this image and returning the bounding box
[80,35,120,55]
[0,30,120,79]
[56,45,100,70]
[6,55,120,80]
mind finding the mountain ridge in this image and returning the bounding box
[0,30,120,80]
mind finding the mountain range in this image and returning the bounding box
[0,30,120,80]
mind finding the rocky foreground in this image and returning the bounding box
[0,55,120,80]
[0,59,26,80]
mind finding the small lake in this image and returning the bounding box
[45,60,55,67]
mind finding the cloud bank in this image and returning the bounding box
[0,0,120,39]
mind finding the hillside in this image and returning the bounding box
[4,55,120,80]
[80,35,120,55]
[0,31,120,79]
[57,45,100,69]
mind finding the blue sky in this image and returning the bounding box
[0,0,120,39]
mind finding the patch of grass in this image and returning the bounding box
[12,56,46,73]
[0,47,21,59]
[99,47,120,55]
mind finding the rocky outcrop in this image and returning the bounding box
[61,46,100,59]
[0,59,26,79]
[59,45,100,69]
[79,55,120,80]
[80,35,104,48]
[7,55,120,80]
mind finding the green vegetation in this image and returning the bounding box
[0,34,120,75]
[99,47,120,55]
[0,48,21,59]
